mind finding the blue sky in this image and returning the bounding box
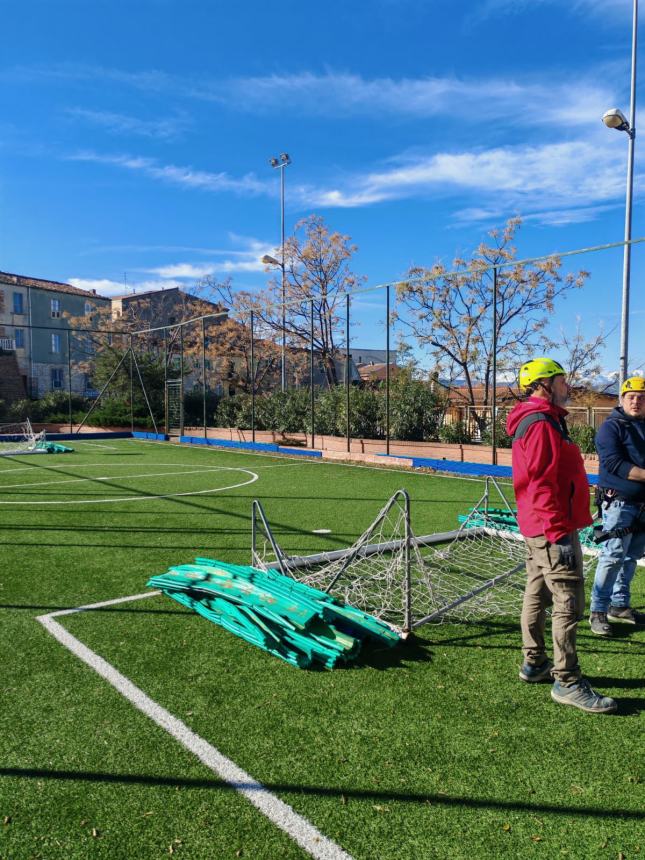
[1,0,643,375]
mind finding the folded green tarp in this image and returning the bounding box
[147,558,400,669]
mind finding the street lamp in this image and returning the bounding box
[268,152,291,392]
[602,0,638,390]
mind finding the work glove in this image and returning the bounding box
[553,535,577,571]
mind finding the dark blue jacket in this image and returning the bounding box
[595,407,645,502]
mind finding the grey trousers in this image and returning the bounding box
[522,532,585,685]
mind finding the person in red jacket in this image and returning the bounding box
[506,357,616,714]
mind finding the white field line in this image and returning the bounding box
[73,441,120,450]
[0,468,259,505]
[0,466,243,491]
[37,593,353,860]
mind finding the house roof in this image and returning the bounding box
[0,270,109,300]
[358,363,401,382]
[114,287,226,314]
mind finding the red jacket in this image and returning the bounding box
[506,398,592,542]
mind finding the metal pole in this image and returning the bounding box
[201,317,207,439]
[346,293,351,453]
[491,266,498,466]
[179,324,184,436]
[620,0,638,389]
[163,327,168,434]
[129,334,134,433]
[251,311,256,444]
[386,284,391,456]
[67,329,73,433]
[310,298,315,449]
[281,166,286,393]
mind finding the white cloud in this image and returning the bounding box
[67,136,633,226]
[68,277,184,298]
[9,62,620,131]
[66,108,189,140]
[146,259,266,278]
[475,0,630,20]
[68,151,268,196]
[298,139,629,213]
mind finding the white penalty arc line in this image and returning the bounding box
[0,468,259,505]
[37,594,353,860]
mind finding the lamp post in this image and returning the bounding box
[267,152,291,392]
[602,0,638,390]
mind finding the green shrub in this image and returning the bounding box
[437,422,472,444]
[569,423,596,454]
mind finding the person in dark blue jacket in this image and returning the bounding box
[590,376,645,635]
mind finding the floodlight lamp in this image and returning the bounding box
[602,108,631,132]
[269,157,279,167]
[279,152,291,165]
[261,254,280,266]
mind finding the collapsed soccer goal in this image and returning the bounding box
[251,477,598,636]
[0,419,47,457]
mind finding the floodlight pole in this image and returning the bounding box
[269,153,291,393]
[201,317,207,439]
[620,0,638,388]
[603,0,638,388]
[129,334,134,433]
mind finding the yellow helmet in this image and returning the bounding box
[621,376,645,395]
[519,357,566,391]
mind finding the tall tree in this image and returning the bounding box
[268,215,365,386]
[394,218,589,409]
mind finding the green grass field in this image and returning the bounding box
[0,439,643,860]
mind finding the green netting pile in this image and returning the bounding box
[458,508,596,549]
[147,558,400,669]
[36,441,74,454]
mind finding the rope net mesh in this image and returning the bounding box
[0,420,46,456]
[252,485,598,634]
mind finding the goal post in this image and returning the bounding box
[251,479,598,635]
[0,419,47,456]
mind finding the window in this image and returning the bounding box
[51,368,63,390]
[51,298,61,318]
[13,292,24,314]
[51,333,61,353]
[14,329,24,349]
[84,302,92,316]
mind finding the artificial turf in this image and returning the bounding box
[0,438,642,859]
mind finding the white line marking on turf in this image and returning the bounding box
[74,441,120,450]
[0,467,259,505]
[37,593,353,860]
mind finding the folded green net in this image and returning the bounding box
[147,558,400,669]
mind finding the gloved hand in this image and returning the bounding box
[554,535,577,571]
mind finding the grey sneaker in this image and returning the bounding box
[608,605,645,625]
[589,611,612,636]
[551,678,617,714]
[519,659,553,683]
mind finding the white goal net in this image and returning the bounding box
[251,479,598,635]
[0,420,47,456]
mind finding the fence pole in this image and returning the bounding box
[346,293,351,453]
[251,311,256,444]
[310,298,315,450]
[163,327,168,433]
[386,284,391,456]
[491,266,498,466]
[179,324,184,436]
[67,329,73,433]
[201,317,207,439]
[129,333,134,433]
